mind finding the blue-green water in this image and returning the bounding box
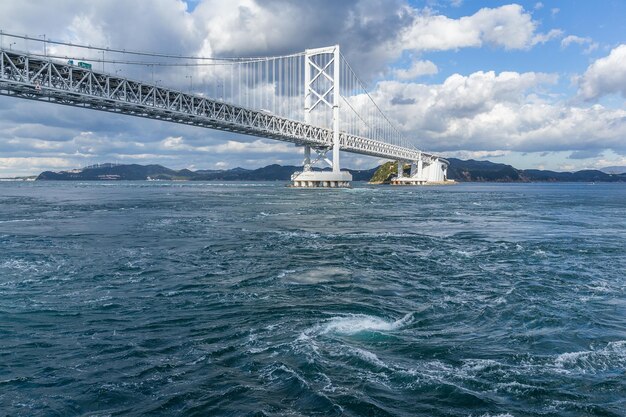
[0,181,625,417]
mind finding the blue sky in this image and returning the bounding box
[0,0,625,175]
[408,1,623,82]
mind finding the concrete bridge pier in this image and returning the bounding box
[291,171,352,188]
[391,157,449,185]
[391,160,426,185]
[291,145,352,187]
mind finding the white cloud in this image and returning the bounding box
[562,35,589,48]
[561,35,598,53]
[0,157,71,168]
[401,4,561,52]
[161,136,187,150]
[200,140,293,154]
[577,44,626,100]
[371,70,626,154]
[591,154,626,169]
[159,136,292,154]
[111,153,172,160]
[191,0,412,76]
[0,1,563,85]
[531,29,564,46]
[442,150,511,159]
[393,59,438,80]
[0,157,73,176]
[534,2,544,10]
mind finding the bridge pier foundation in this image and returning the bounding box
[390,178,427,185]
[291,143,352,188]
[291,170,352,188]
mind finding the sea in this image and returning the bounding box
[0,181,624,417]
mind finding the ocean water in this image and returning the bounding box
[0,181,625,417]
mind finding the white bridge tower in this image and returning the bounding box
[291,45,352,188]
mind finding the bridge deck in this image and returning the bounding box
[0,49,440,163]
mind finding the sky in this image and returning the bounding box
[1,0,625,176]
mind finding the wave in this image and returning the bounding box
[317,312,414,336]
[281,267,351,284]
[553,340,626,374]
[0,218,39,224]
[1,259,50,273]
[345,346,388,368]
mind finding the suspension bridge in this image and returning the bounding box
[0,32,449,187]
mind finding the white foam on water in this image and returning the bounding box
[346,187,377,193]
[1,259,47,273]
[398,359,492,393]
[460,358,501,373]
[318,372,337,393]
[553,340,626,374]
[494,380,539,395]
[186,355,207,366]
[586,279,614,293]
[450,249,471,258]
[319,312,414,335]
[277,269,296,279]
[346,231,411,239]
[275,230,322,239]
[286,267,350,284]
[488,295,507,306]
[346,346,387,368]
[476,414,515,417]
[261,363,310,388]
[0,218,38,224]
[192,182,268,187]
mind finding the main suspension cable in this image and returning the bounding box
[0,30,304,62]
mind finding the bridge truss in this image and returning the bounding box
[0,49,443,160]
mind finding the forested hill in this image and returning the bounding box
[36,164,378,181]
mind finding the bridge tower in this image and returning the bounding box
[291,45,352,188]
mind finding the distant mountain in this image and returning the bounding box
[185,164,378,181]
[36,160,626,183]
[36,163,378,181]
[600,166,626,175]
[519,169,620,182]
[448,159,626,182]
[37,164,183,181]
[446,158,522,182]
[370,159,626,183]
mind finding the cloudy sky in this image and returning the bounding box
[1,0,625,176]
